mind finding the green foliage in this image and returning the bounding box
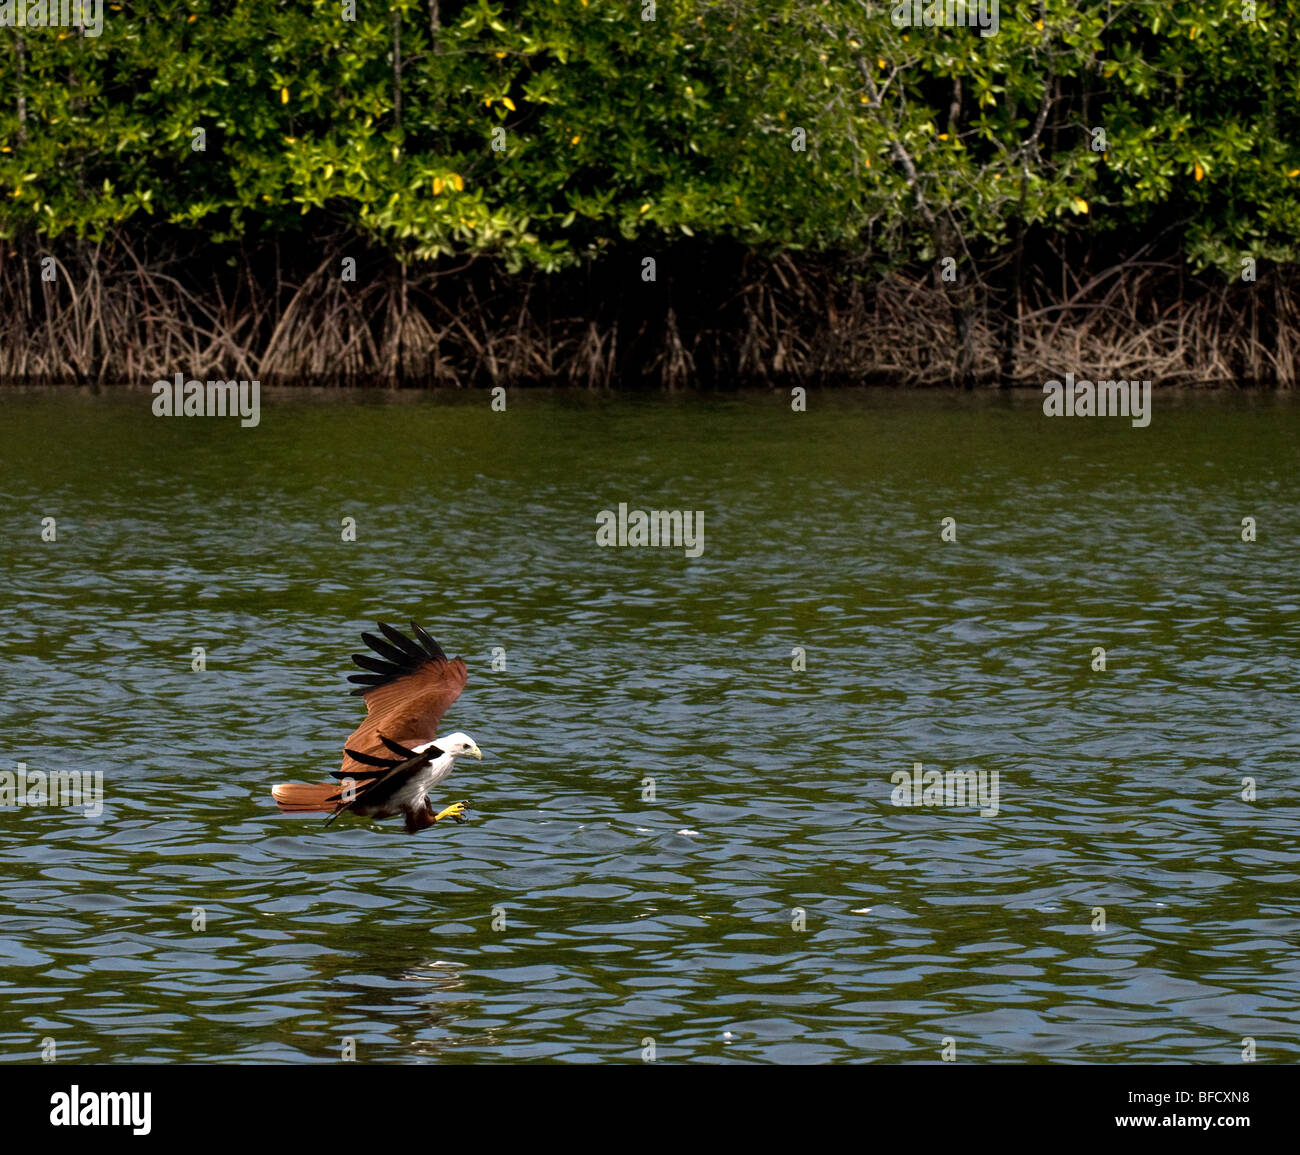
[1,1,1297,277]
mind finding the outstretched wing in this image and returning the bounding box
[339,622,467,778]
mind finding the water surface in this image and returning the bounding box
[1,386,1297,1063]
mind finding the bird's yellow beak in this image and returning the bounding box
[471,744,483,760]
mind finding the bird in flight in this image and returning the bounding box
[271,622,482,834]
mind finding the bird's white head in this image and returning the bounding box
[438,732,483,760]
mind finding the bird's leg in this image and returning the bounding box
[434,799,470,824]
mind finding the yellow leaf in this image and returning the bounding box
[639,203,650,214]
[937,133,949,140]
[503,97,516,111]
[494,51,507,59]
[324,164,334,180]
[570,135,581,145]
[188,13,196,21]
[1070,197,1089,215]
[280,87,289,104]
[433,177,444,195]
[1288,168,1300,178]
[483,96,493,107]
[1194,162,1204,181]
[451,173,464,191]
[1034,20,1044,30]
[877,57,887,70]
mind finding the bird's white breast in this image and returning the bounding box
[390,749,455,810]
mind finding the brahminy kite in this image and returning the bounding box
[271,622,481,834]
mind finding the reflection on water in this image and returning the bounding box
[1,387,1298,1063]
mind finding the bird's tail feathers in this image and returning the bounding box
[271,782,342,813]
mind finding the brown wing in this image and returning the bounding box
[338,622,467,778]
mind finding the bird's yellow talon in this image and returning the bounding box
[435,800,470,824]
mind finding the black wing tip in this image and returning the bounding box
[350,653,393,675]
[377,621,426,661]
[378,733,423,759]
[371,620,446,656]
[410,621,447,660]
[343,746,398,768]
[348,672,387,687]
[347,620,456,693]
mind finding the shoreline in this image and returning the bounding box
[3,242,1296,390]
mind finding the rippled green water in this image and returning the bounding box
[1,386,1297,1064]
